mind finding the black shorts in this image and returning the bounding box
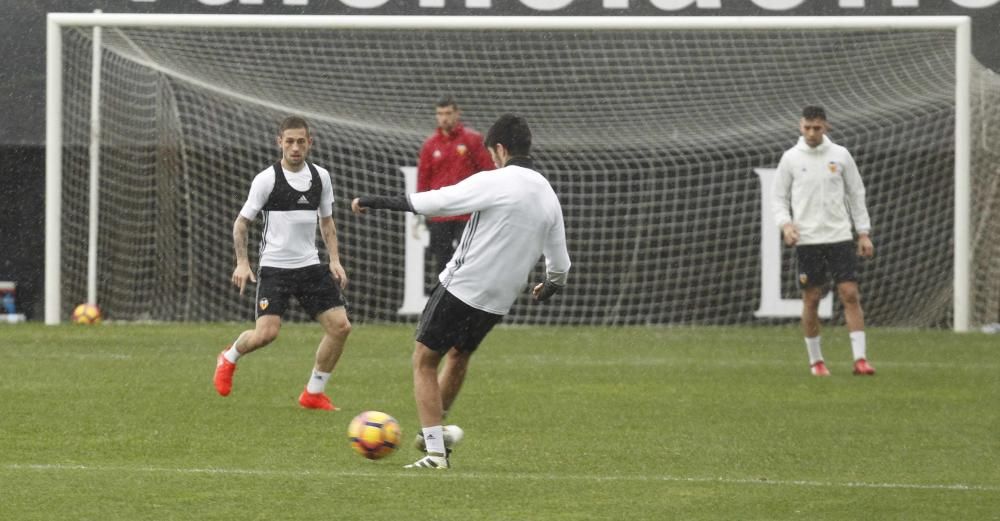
[255,264,346,319]
[415,284,503,354]
[795,241,859,290]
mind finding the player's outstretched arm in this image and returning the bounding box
[351,195,414,215]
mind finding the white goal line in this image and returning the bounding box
[7,463,997,493]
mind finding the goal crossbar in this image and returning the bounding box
[47,13,971,30]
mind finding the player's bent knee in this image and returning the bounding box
[322,315,351,339]
[840,292,861,306]
[334,319,352,339]
[448,348,472,365]
[801,290,824,307]
[413,342,442,368]
[837,284,861,305]
[317,307,350,338]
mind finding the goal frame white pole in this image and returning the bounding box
[86,12,103,307]
[45,15,63,325]
[953,20,972,333]
[43,13,973,329]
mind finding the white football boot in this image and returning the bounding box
[404,451,449,469]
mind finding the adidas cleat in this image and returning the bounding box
[404,451,449,469]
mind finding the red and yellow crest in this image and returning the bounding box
[456,144,468,156]
[258,298,269,311]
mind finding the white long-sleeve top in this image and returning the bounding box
[772,135,871,245]
[408,163,571,315]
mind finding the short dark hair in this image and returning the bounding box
[435,95,458,110]
[279,115,310,136]
[801,105,827,121]
[485,113,532,156]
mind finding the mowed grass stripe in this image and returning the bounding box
[4,345,998,371]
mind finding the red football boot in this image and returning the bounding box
[299,389,338,411]
[810,361,831,377]
[853,358,876,376]
[214,349,237,396]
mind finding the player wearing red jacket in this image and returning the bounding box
[417,96,495,280]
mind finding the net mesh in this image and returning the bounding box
[57,23,1000,326]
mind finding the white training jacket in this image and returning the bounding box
[772,135,871,246]
[408,163,571,315]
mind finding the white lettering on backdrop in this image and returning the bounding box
[753,168,833,319]
[177,0,999,9]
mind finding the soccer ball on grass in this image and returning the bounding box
[348,410,401,460]
[71,303,102,325]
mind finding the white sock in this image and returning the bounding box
[805,336,823,365]
[305,369,331,394]
[223,344,241,364]
[850,331,867,361]
[423,425,446,456]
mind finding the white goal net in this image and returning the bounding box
[47,15,1000,328]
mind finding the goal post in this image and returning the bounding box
[45,14,990,329]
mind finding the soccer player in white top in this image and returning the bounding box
[213,116,353,410]
[773,106,875,377]
[352,114,571,469]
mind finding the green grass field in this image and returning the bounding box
[1,323,997,520]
